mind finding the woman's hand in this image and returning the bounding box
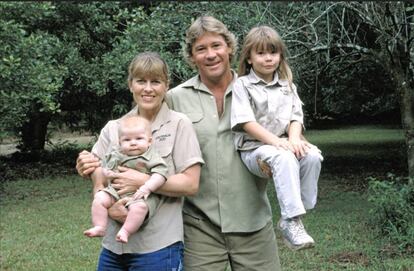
[76,150,100,178]
[110,166,149,196]
[108,198,130,223]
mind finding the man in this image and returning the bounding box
[166,16,281,270]
[77,16,282,270]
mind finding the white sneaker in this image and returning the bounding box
[278,217,315,250]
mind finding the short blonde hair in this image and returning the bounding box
[238,26,293,88]
[119,115,151,138]
[128,52,169,85]
[183,16,237,68]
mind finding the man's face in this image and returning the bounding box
[191,32,232,82]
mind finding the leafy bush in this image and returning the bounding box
[0,141,93,182]
[368,174,414,252]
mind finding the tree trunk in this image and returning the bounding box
[19,110,51,157]
[389,57,414,178]
[399,77,414,178]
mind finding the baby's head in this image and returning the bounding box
[118,116,152,156]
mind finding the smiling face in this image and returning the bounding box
[191,32,233,84]
[127,52,169,120]
[129,76,167,117]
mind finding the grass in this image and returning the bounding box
[1,125,413,271]
[1,176,101,271]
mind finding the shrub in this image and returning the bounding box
[368,174,414,253]
[0,141,93,182]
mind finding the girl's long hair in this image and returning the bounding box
[238,26,293,89]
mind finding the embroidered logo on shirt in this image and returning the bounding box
[155,134,171,142]
[280,87,290,95]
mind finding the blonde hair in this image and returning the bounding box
[183,15,237,68]
[119,115,151,138]
[238,26,293,89]
[128,52,169,85]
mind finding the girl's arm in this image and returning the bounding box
[288,121,311,158]
[242,121,294,152]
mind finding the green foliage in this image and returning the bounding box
[368,174,414,252]
[0,18,67,135]
[1,2,407,151]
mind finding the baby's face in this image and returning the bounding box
[119,126,151,156]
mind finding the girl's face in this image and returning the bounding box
[129,76,168,118]
[248,48,281,83]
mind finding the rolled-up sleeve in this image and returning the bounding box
[91,120,119,159]
[172,115,204,173]
[291,84,304,126]
[231,79,257,132]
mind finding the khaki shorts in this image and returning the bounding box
[102,185,162,223]
[183,213,281,271]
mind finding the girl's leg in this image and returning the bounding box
[299,147,323,210]
[241,145,305,219]
[84,191,114,237]
[116,201,148,243]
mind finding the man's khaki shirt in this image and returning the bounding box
[166,74,272,233]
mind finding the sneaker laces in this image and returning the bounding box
[286,218,308,239]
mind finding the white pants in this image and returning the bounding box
[241,145,323,219]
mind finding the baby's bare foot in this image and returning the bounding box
[116,228,130,243]
[84,226,106,237]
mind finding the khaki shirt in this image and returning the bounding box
[166,73,272,233]
[91,102,204,254]
[101,146,168,200]
[231,69,304,150]
[102,145,168,178]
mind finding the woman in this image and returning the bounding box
[77,52,203,270]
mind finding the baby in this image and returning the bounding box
[84,115,168,243]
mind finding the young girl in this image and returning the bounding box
[231,26,323,250]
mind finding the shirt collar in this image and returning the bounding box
[151,102,170,133]
[125,102,171,134]
[182,70,238,95]
[247,69,288,87]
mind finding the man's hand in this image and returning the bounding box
[76,150,100,178]
[108,197,130,223]
[257,158,272,178]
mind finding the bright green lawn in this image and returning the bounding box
[1,126,412,270]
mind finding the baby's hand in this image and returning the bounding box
[103,168,116,178]
[133,185,152,200]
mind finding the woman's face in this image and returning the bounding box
[129,76,168,116]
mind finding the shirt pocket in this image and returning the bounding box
[154,138,175,175]
[186,112,203,123]
[183,112,209,145]
[268,88,293,120]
